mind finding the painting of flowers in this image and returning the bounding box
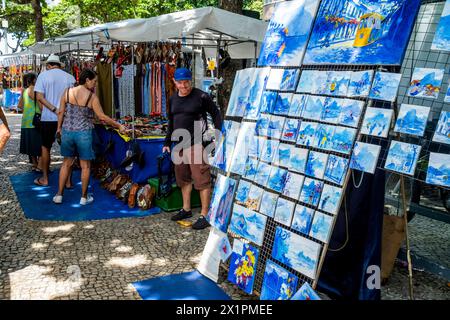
[228,242,259,294]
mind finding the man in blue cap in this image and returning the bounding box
[163,68,222,230]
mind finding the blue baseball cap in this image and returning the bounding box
[174,68,192,81]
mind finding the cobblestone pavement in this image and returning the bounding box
[0,113,448,300]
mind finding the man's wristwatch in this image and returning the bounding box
[52,107,57,113]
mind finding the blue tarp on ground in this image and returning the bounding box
[10,169,161,221]
[133,270,231,300]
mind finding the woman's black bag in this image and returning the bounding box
[32,92,41,130]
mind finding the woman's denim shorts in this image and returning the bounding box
[61,129,94,160]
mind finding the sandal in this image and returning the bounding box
[128,183,140,208]
[34,177,48,187]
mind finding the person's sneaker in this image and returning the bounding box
[192,216,210,230]
[171,209,192,221]
[80,195,94,205]
[53,195,63,204]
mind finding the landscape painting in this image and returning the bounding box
[445,84,450,103]
[289,148,309,173]
[347,70,374,97]
[431,0,450,51]
[268,115,286,140]
[299,178,324,207]
[226,68,254,117]
[318,184,343,215]
[273,143,293,168]
[289,94,309,117]
[426,152,450,188]
[350,142,381,174]
[244,157,259,180]
[303,0,421,65]
[331,127,356,155]
[291,205,315,236]
[313,124,335,150]
[249,136,267,159]
[319,71,351,97]
[302,95,325,121]
[297,122,319,147]
[369,72,402,102]
[228,204,267,246]
[254,161,272,187]
[408,68,445,99]
[339,99,364,128]
[282,172,305,200]
[394,104,431,137]
[260,260,299,300]
[235,180,252,206]
[229,122,256,175]
[267,166,289,193]
[384,141,422,176]
[305,151,329,179]
[432,111,450,145]
[273,93,293,115]
[246,184,264,211]
[272,227,321,279]
[267,69,300,91]
[296,70,318,93]
[324,155,349,186]
[274,198,296,227]
[227,242,259,294]
[281,118,301,142]
[212,121,240,171]
[260,91,278,114]
[291,282,321,300]
[247,68,271,119]
[206,174,237,233]
[309,212,334,243]
[320,97,343,124]
[259,191,279,218]
[261,139,280,163]
[361,107,394,138]
[256,114,271,137]
[258,0,320,67]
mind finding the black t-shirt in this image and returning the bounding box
[165,88,222,146]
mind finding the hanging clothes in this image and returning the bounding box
[161,63,167,117]
[134,63,143,115]
[118,64,135,117]
[96,62,113,117]
[142,63,151,115]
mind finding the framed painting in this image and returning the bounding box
[384,141,422,176]
[350,141,381,174]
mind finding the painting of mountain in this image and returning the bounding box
[206,174,237,233]
[228,204,267,246]
[369,72,402,102]
[244,157,259,180]
[331,127,357,155]
[350,141,381,174]
[408,68,445,99]
[212,120,240,171]
[274,143,293,168]
[289,148,309,173]
[305,151,329,179]
[318,184,343,215]
[432,111,450,145]
[324,155,349,186]
[274,93,293,115]
[297,122,319,147]
[318,71,351,97]
[254,161,272,187]
[361,107,393,138]
[256,114,271,137]
[296,70,318,93]
[235,180,252,206]
[226,68,254,117]
[282,172,305,200]
[258,0,320,67]
[228,243,259,294]
[291,205,315,236]
[267,69,300,91]
[268,115,286,140]
[260,91,278,114]
[274,198,296,227]
[313,124,335,151]
[394,104,430,137]
[260,260,299,300]
[303,0,421,65]
[259,191,279,218]
[291,282,321,300]
[281,118,300,143]
[426,152,450,188]
[289,94,309,117]
[229,122,256,175]
[432,0,450,51]
[320,97,343,124]
[348,70,374,97]
[339,99,364,128]
[299,178,324,207]
[302,95,324,121]
[267,166,289,193]
[309,211,334,243]
[272,227,321,279]
[249,136,266,159]
[384,141,422,176]
[261,139,280,163]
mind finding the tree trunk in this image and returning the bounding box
[217,0,244,117]
[30,0,44,42]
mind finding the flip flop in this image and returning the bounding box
[34,177,48,187]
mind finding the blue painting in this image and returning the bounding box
[310,212,334,243]
[361,107,394,138]
[318,71,351,97]
[305,151,329,179]
[260,260,299,300]
[291,205,315,236]
[314,124,335,151]
[258,0,320,67]
[350,141,381,174]
[266,69,300,91]
[261,139,280,163]
[289,148,309,174]
[302,95,325,121]
[432,0,450,51]
[245,68,271,120]
[331,127,356,155]
[324,155,349,186]
[303,0,421,65]
[291,282,321,300]
[297,70,325,93]
[394,104,431,137]
[244,157,259,180]
[256,114,271,137]
[260,191,279,218]
[369,72,402,102]
[282,172,305,200]
[445,84,450,103]
[249,136,267,159]
[230,122,256,175]
[228,204,267,246]
[273,143,292,168]
[267,166,289,193]
[227,68,254,117]
[384,141,422,176]
[281,118,300,142]
[254,162,272,188]
[289,94,309,117]
[246,184,264,211]
[432,111,450,145]
[318,184,342,215]
[274,198,296,226]
[206,174,237,233]
[235,180,252,205]
[348,70,374,97]
[426,152,450,188]
[212,121,240,171]
[268,115,286,140]
[273,93,292,115]
[339,99,364,128]
[260,91,278,114]
[408,68,445,99]
[299,178,324,207]
[228,243,259,294]
[320,97,343,124]
[272,227,321,279]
